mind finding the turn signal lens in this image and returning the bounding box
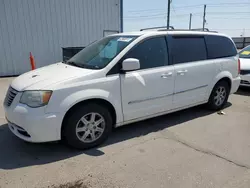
[42,91,52,104]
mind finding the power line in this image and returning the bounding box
[213,29,250,30]
[128,8,165,13]
[124,16,165,20]
[174,2,250,9]
[169,4,203,9]
[207,12,250,14]
[209,17,250,20]
[124,13,166,18]
[124,13,191,19]
[207,2,250,6]
[126,2,250,14]
[125,11,250,19]
[208,4,250,7]
[125,11,250,20]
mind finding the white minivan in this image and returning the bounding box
[4,30,240,149]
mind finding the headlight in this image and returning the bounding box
[20,91,52,108]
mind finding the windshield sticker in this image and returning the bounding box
[241,51,250,55]
[117,37,133,42]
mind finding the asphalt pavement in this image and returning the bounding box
[0,77,250,188]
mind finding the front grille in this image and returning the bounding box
[240,70,250,75]
[4,87,18,107]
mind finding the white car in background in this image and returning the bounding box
[239,45,250,87]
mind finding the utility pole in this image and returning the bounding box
[241,28,245,37]
[202,4,206,31]
[189,13,192,30]
[167,0,171,29]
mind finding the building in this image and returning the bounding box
[0,0,123,76]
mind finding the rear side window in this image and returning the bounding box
[170,36,207,64]
[124,37,168,69]
[205,35,237,59]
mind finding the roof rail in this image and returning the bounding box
[158,28,213,32]
[191,28,218,33]
[191,28,210,31]
[140,26,175,31]
[158,28,217,33]
[140,26,217,33]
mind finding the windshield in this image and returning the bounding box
[67,36,137,69]
[239,45,250,59]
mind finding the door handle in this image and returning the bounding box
[161,72,173,78]
[177,70,188,75]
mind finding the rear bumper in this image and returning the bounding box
[240,74,250,87]
[230,76,241,94]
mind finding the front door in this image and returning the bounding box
[120,36,175,121]
[168,35,216,108]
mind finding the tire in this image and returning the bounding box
[207,80,230,110]
[63,103,113,149]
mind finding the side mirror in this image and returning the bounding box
[122,58,140,72]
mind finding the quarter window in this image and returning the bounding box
[171,36,207,64]
[124,37,168,69]
[205,35,237,59]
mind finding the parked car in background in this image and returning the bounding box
[3,30,240,149]
[239,45,250,87]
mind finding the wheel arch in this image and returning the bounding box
[217,77,232,90]
[207,71,233,98]
[61,98,117,140]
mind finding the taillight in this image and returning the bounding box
[238,59,241,75]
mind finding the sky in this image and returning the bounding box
[123,0,250,37]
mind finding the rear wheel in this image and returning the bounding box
[63,103,113,149]
[207,80,230,110]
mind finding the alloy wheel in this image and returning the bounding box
[75,112,105,143]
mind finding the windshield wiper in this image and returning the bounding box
[83,64,101,69]
[66,61,84,68]
[64,61,101,69]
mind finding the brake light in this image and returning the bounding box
[238,59,241,75]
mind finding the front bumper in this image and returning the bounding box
[240,74,250,87]
[4,93,63,143]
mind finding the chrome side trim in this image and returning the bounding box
[128,93,173,105]
[174,84,208,95]
[128,85,208,105]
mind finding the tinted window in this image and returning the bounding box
[171,36,207,64]
[124,37,168,69]
[205,35,237,59]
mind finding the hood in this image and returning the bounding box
[11,63,95,91]
[240,58,250,70]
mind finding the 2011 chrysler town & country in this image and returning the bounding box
[4,30,240,149]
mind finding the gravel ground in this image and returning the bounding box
[0,78,250,188]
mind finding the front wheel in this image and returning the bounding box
[207,81,230,110]
[63,103,113,149]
